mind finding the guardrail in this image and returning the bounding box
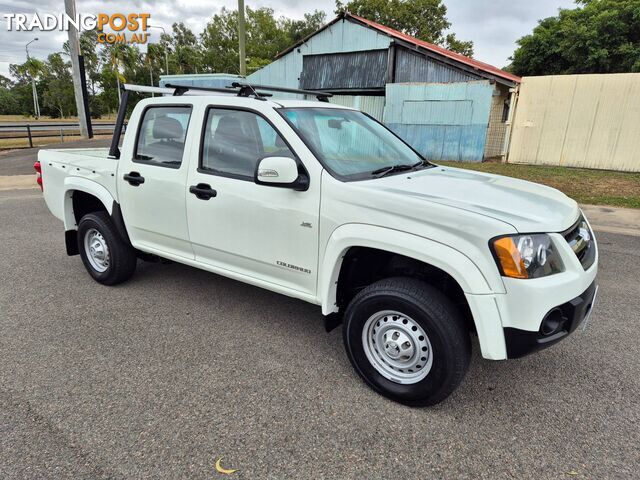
[0,122,126,148]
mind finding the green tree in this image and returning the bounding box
[168,22,202,74]
[9,59,46,117]
[202,7,282,74]
[97,43,140,113]
[41,53,76,118]
[0,75,21,115]
[201,7,326,74]
[335,0,473,55]
[0,74,12,89]
[62,30,105,117]
[509,0,640,76]
[282,11,327,44]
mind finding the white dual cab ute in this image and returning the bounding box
[37,82,598,406]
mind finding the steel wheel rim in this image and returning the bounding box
[84,228,110,273]
[362,310,433,384]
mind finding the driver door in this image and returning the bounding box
[185,106,320,295]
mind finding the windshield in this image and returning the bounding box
[280,107,431,180]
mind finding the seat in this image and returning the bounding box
[207,115,259,175]
[153,116,183,140]
[141,115,185,165]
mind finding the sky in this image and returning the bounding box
[0,0,577,78]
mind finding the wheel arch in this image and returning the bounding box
[62,178,131,255]
[62,178,115,230]
[319,224,508,360]
[319,224,493,316]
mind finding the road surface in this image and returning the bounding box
[0,189,638,479]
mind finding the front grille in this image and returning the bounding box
[563,216,596,270]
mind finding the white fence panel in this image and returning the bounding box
[508,73,640,172]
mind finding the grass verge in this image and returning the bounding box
[438,161,640,209]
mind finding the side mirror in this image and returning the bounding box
[255,156,309,191]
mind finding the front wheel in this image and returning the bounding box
[343,277,471,407]
[77,211,137,285]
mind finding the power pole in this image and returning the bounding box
[238,0,246,76]
[25,38,40,118]
[64,0,91,138]
[148,54,155,97]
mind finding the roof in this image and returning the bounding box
[276,12,520,85]
[274,99,355,109]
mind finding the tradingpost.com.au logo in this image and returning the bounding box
[2,12,152,44]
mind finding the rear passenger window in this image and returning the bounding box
[201,108,294,178]
[135,106,192,168]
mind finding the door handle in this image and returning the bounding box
[123,171,145,186]
[189,183,217,200]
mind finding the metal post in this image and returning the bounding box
[149,55,155,97]
[109,89,129,159]
[115,66,121,105]
[149,26,169,74]
[34,80,41,117]
[501,85,519,163]
[78,55,93,138]
[26,125,33,148]
[25,38,40,119]
[238,0,246,76]
[31,78,38,118]
[64,0,89,138]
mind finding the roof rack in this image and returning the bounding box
[122,82,332,102]
[164,83,272,100]
[164,82,332,102]
[230,82,332,102]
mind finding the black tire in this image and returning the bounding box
[342,277,471,407]
[77,211,137,285]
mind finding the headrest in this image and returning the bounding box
[153,116,183,140]
[214,116,242,139]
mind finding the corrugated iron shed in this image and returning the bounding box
[300,50,388,90]
[276,12,521,87]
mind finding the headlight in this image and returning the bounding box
[491,234,563,279]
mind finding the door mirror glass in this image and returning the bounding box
[255,156,308,190]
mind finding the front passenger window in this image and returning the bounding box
[135,106,192,167]
[201,108,294,178]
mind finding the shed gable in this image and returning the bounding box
[247,19,391,90]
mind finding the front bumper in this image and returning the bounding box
[503,281,597,358]
[466,212,598,361]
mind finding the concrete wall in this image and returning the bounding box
[508,73,640,172]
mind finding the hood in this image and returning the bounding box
[359,166,579,233]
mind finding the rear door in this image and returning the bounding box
[185,105,321,295]
[117,103,195,259]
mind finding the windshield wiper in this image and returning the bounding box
[371,164,416,178]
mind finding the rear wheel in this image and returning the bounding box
[343,277,471,406]
[77,211,137,285]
